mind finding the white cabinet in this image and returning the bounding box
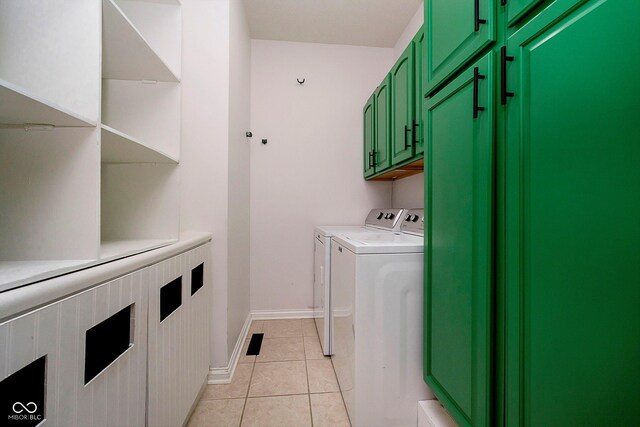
[0,0,183,292]
[147,242,211,427]
[0,240,211,427]
[0,267,149,427]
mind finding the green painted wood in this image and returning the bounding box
[506,0,544,27]
[424,52,494,427]
[504,0,640,425]
[414,27,425,157]
[363,94,375,178]
[374,74,392,173]
[391,43,415,165]
[425,0,496,95]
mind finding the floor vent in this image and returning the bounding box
[246,333,264,356]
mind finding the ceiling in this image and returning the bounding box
[243,0,422,48]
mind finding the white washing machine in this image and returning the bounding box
[314,208,405,356]
[330,209,434,427]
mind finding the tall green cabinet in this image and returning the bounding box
[424,52,494,427]
[423,0,640,426]
[503,0,640,425]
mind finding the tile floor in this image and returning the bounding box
[187,319,351,427]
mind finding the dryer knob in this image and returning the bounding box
[388,213,395,220]
[377,212,384,220]
[412,215,419,222]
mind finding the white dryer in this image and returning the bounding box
[314,208,405,356]
[331,209,434,427]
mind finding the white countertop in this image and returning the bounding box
[0,232,211,322]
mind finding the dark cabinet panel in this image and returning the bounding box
[363,94,376,178]
[425,0,496,95]
[504,0,640,425]
[391,42,415,165]
[424,52,494,427]
[374,74,392,173]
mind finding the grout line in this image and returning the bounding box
[238,321,257,427]
[302,323,315,427]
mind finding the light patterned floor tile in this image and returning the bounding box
[187,398,245,427]
[301,318,318,337]
[241,395,311,427]
[201,364,253,400]
[248,320,264,334]
[310,393,351,427]
[303,335,325,360]
[239,337,257,364]
[307,359,339,393]
[263,319,302,338]
[248,361,308,397]
[256,337,304,362]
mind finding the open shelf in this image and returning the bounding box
[100,239,177,261]
[101,124,178,164]
[102,0,179,82]
[0,79,96,127]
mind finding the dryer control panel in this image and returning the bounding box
[400,209,424,236]
[364,208,405,231]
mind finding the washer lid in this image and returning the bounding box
[332,232,424,254]
[314,225,365,238]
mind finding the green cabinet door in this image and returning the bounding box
[506,0,543,26]
[425,0,496,95]
[424,52,494,427]
[391,43,415,166]
[413,27,425,157]
[374,74,392,173]
[363,94,375,178]
[504,1,640,425]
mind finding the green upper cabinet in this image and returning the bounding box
[425,0,496,95]
[424,52,494,427]
[391,42,415,165]
[506,0,543,26]
[504,0,640,425]
[363,94,375,178]
[413,27,425,156]
[374,74,392,173]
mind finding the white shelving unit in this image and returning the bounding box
[0,0,182,291]
[102,0,179,82]
[101,0,182,261]
[101,125,178,164]
[0,79,96,127]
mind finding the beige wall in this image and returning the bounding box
[249,40,394,312]
[227,0,252,359]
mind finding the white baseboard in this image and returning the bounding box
[206,309,315,384]
[250,308,315,320]
[207,313,252,384]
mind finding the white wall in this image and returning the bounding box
[250,40,394,312]
[227,0,252,358]
[392,2,425,209]
[180,0,231,368]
